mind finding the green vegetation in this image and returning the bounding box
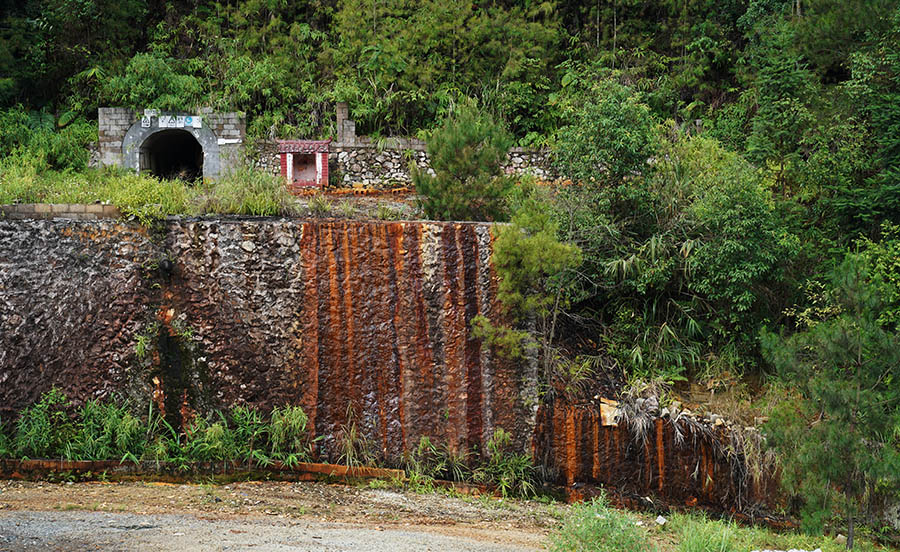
[0,390,542,499]
[763,251,900,547]
[549,497,886,552]
[413,101,514,221]
[549,494,651,552]
[1,389,317,468]
[0,161,297,223]
[3,0,900,543]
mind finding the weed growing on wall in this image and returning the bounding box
[472,429,537,498]
[14,388,72,459]
[336,405,376,468]
[269,405,315,467]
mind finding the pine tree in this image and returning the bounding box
[413,100,514,222]
[762,256,900,549]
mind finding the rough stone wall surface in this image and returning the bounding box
[328,145,558,188]
[0,218,532,462]
[0,218,769,511]
[254,143,558,189]
[534,401,776,511]
[163,219,531,459]
[0,220,159,413]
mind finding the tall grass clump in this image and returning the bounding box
[473,428,537,498]
[65,399,147,462]
[201,163,296,216]
[549,493,654,552]
[14,388,72,459]
[181,414,236,462]
[673,514,738,552]
[229,405,271,466]
[269,405,314,466]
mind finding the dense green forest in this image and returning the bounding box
[2,0,900,539]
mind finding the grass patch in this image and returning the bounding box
[0,158,297,222]
[663,512,884,552]
[549,493,654,552]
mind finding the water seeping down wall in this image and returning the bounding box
[0,218,770,512]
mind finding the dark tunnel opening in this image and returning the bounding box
[140,129,203,181]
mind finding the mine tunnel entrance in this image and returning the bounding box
[140,129,203,181]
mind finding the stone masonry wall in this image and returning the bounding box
[0,217,771,512]
[0,218,536,462]
[256,141,558,189]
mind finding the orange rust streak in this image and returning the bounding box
[341,223,357,414]
[565,406,576,486]
[299,222,321,454]
[657,419,665,493]
[390,223,407,452]
[592,413,601,481]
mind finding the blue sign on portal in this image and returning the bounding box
[185,116,194,126]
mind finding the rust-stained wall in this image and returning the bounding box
[0,218,769,511]
[0,218,536,462]
[161,219,536,460]
[534,401,777,511]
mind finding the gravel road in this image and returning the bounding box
[0,480,559,551]
[0,510,539,551]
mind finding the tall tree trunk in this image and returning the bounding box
[847,513,854,550]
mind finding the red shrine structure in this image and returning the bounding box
[278,139,330,191]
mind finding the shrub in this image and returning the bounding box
[183,415,236,462]
[553,80,658,185]
[413,100,514,221]
[269,405,313,466]
[549,493,653,552]
[472,428,537,498]
[229,405,271,466]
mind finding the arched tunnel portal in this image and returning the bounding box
[140,129,203,181]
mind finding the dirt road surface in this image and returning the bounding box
[0,479,563,551]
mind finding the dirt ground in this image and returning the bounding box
[0,479,565,551]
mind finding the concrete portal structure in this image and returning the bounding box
[98,108,245,180]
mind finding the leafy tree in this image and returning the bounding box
[744,22,817,194]
[103,52,203,111]
[413,101,514,221]
[330,0,562,137]
[827,7,900,235]
[552,80,658,185]
[762,255,900,548]
[473,186,582,386]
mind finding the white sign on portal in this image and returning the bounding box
[157,115,202,129]
[140,116,151,128]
